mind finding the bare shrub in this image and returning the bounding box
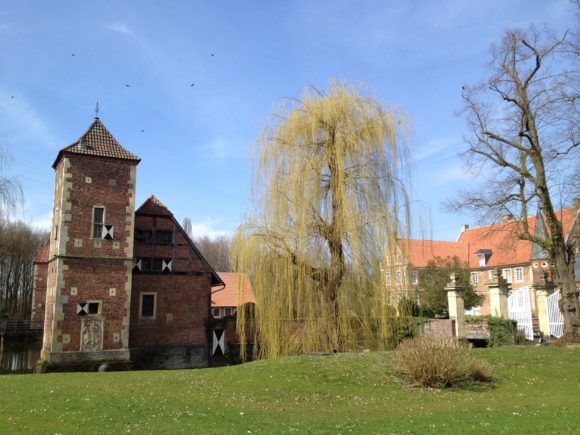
[468,359,493,383]
[394,337,492,388]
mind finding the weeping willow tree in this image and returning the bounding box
[232,82,413,359]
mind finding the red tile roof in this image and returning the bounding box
[398,239,469,268]
[53,118,140,168]
[211,272,256,308]
[401,208,578,269]
[33,240,50,264]
[136,195,172,216]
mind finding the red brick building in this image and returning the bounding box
[386,206,579,329]
[210,272,256,365]
[31,241,49,324]
[211,272,255,318]
[33,117,224,370]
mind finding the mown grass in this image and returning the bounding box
[0,346,578,433]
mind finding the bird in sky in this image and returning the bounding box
[71,53,75,56]
[190,83,195,87]
[210,53,215,57]
[125,84,130,87]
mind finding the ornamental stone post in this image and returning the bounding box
[487,269,510,319]
[446,273,465,338]
[534,271,556,338]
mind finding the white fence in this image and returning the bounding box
[508,287,534,340]
[547,290,564,338]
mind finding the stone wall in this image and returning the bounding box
[422,319,455,337]
[131,345,208,370]
[31,262,48,323]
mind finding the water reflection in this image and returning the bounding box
[0,340,41,374]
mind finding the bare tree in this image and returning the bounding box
[452,26,579,337]
[182,217,193,240]
[193,234,231,272]
[0,221,47,318]
[0,143,22,218]
[182,217,232,271]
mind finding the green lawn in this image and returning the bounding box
[0,347,578,434]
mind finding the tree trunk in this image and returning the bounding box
[553,243,580,336]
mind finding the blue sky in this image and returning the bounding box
[0,0,575,240]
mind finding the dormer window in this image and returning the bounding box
[474,249,492,268]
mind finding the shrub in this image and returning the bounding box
[554,331,580,346]
[488,317,518,347]
[394,337,492,388]
[397,296,419,317]
[464,315,490,324]
[384,316,429,349]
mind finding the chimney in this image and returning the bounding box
[501,214,513,223]
[457,224,470,241]
[573,198,580,210]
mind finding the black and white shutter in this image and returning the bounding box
[102,225,114,240]
[77,302,88,316]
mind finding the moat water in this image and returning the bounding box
[0,339,41,374]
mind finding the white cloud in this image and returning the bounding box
[189,217,231,239]
[0,90,60,149]
[411,137,460,162]
[198,136,245,161]
[27,212,52,232]
[435,164,473,183]
[104,22,133,35]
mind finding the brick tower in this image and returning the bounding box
[41,117,140,369]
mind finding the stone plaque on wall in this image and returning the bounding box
[80,317,104,352]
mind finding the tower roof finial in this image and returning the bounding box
[95,101,100,119]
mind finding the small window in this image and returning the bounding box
[88,302,100,315]
[502,269,512,283]
[478,254,487,268]
[135,230,153,243]
[212,308,221,317]
[140,258,151,272]
[154,231,173,244]
[140,293,156,318]
[224,308,233,317]
[385,272,391,285]
[77,301,101,316]
[395,271,402,284]
[411,270,418,285]
[488,270,498,279]
[152,258,163,272]
[515,267,524,282]
[93,207,105,238]
[470,272,479,285]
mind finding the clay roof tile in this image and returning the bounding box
[135,195,172,216]
[211,272,256,308]
[53,118,140,168]
[402,208,578,269]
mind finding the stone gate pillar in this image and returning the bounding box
[446,273,465,338]
[534,272,555,338]
[487,269,510,319]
